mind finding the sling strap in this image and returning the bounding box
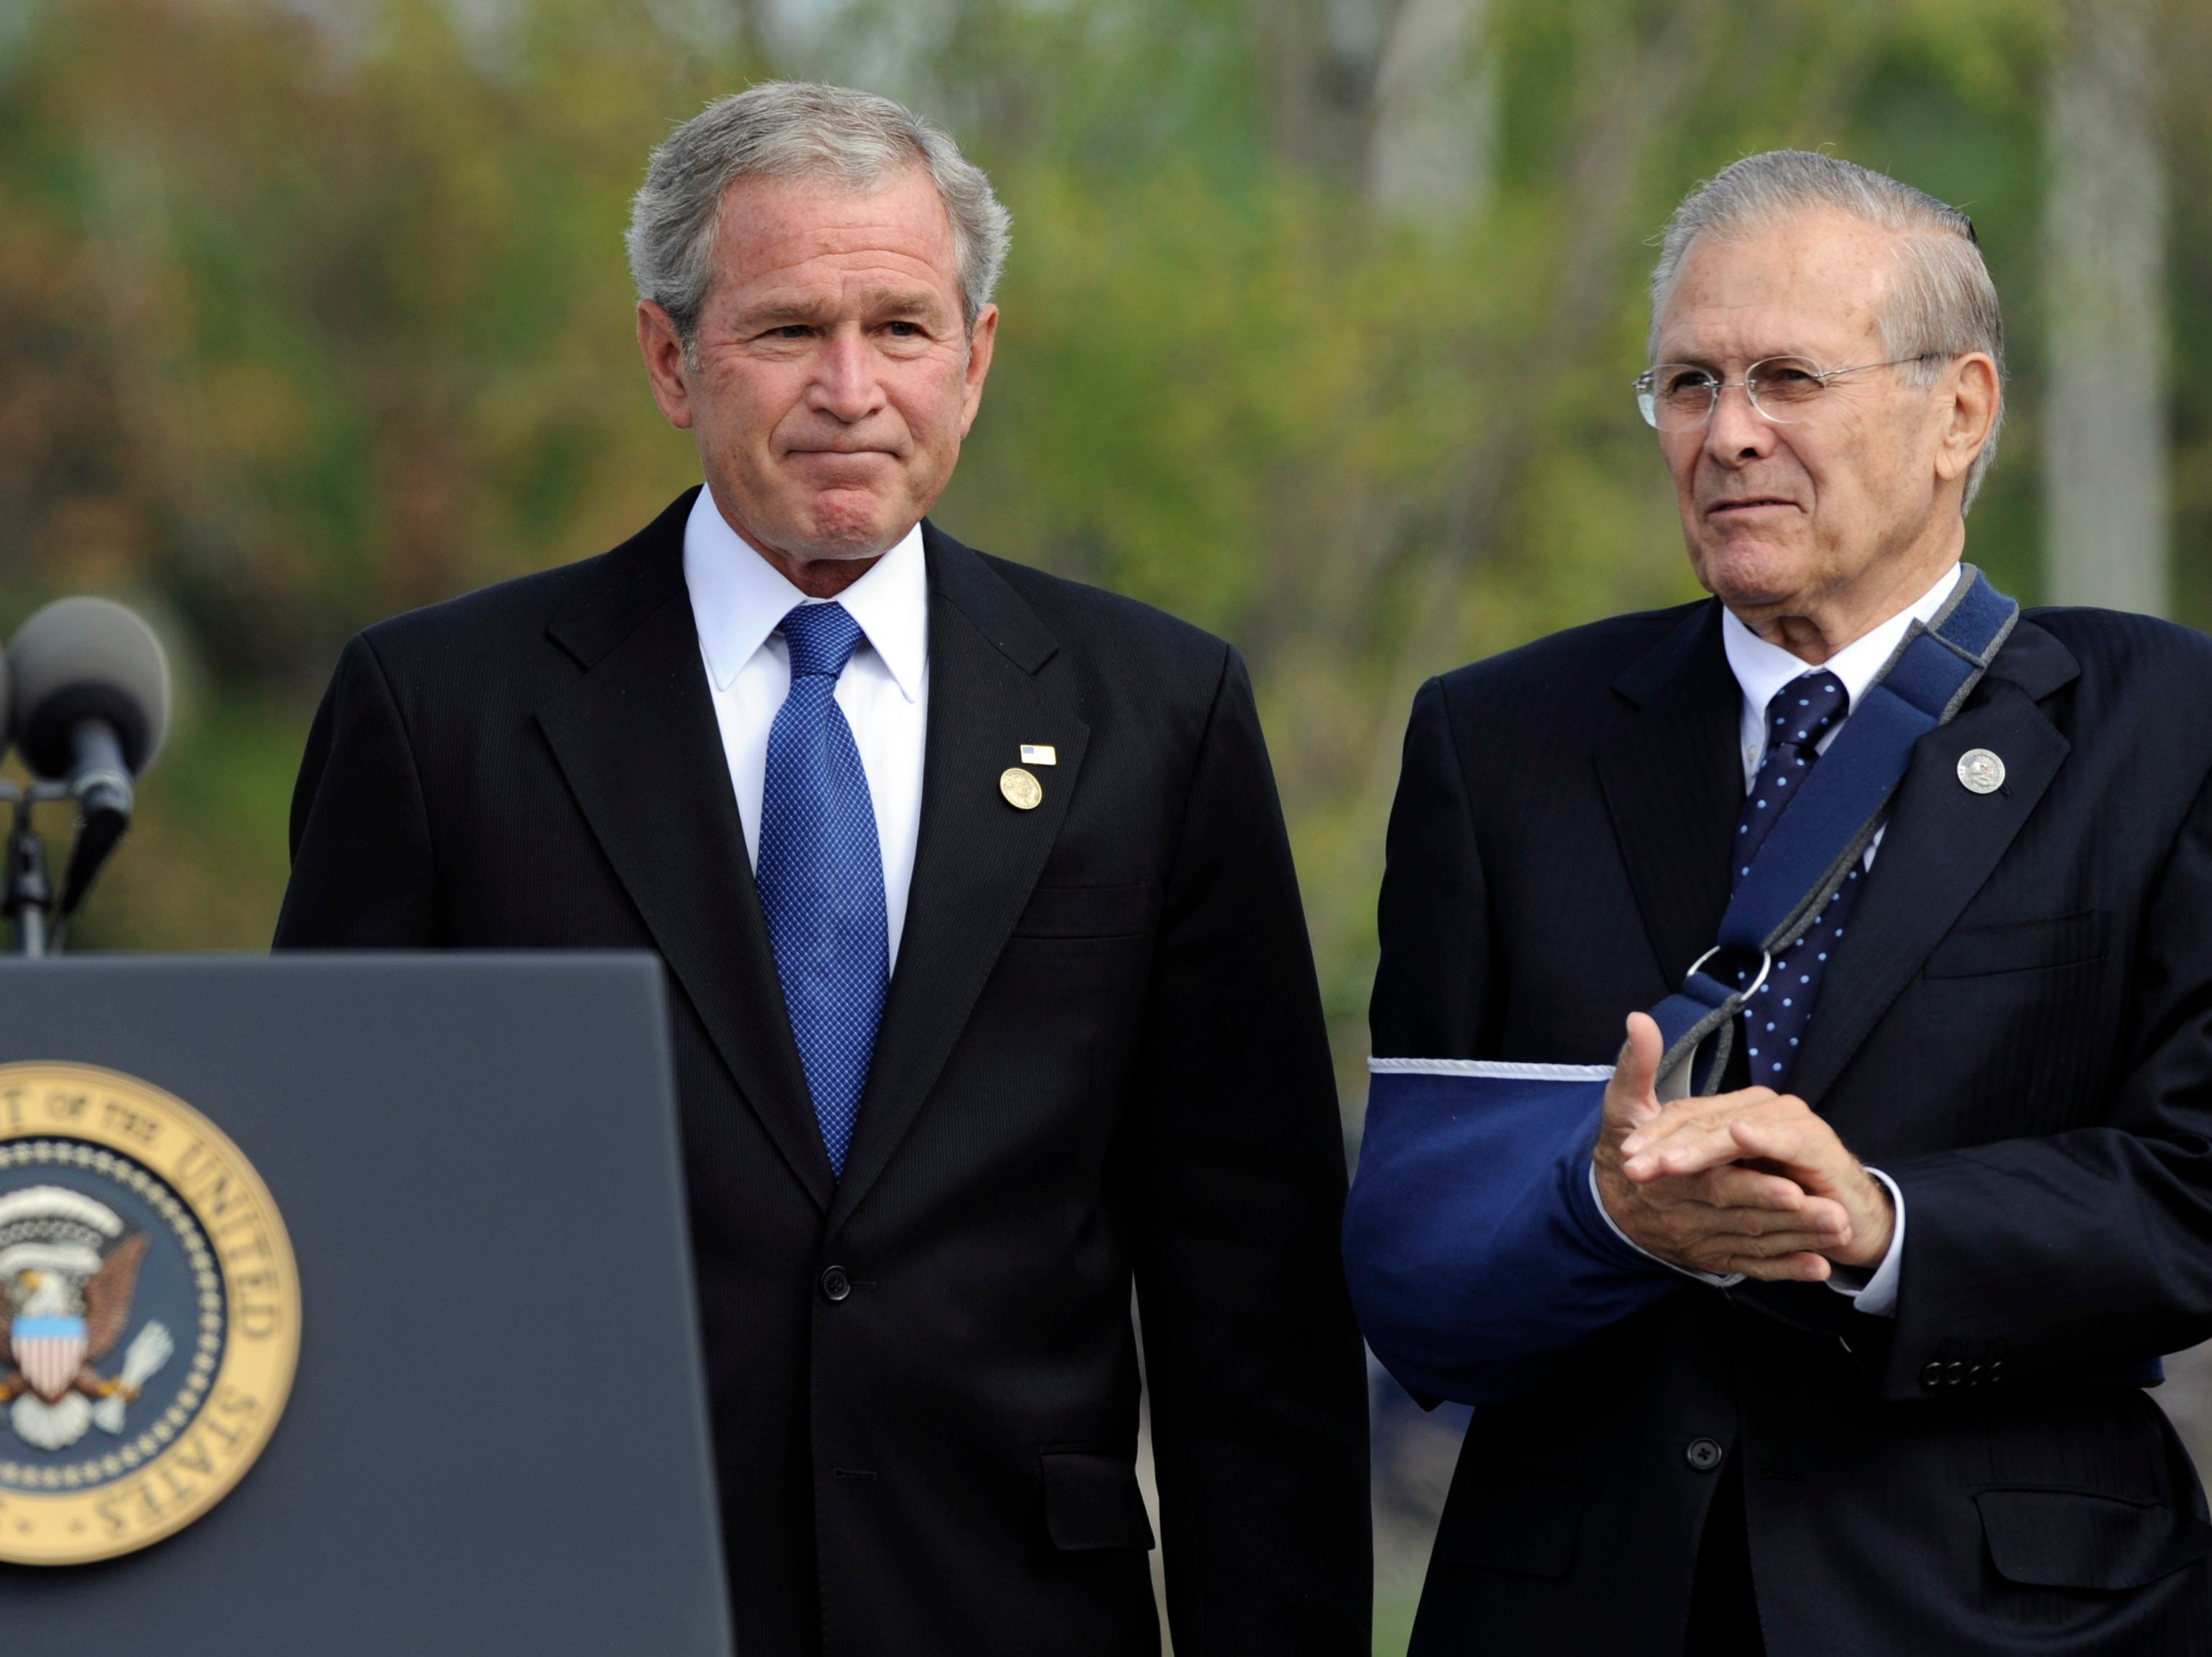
[1648,566,2017,1097]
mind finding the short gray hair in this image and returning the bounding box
[626,81,1011,344]
[1649,150,2007,509]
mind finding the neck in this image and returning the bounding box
[1731,524,1964,666]
[753,543,880,599]
[705,482,896,598]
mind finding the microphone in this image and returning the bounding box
[7,598,173,923]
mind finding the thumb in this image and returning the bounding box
[1606,1011,1665,1129]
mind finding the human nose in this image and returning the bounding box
[1703,377,1774,462]
[806,326,884,423]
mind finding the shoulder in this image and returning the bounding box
[928,528,1254,781]
[978,553,1228,674]
[927,524,1235,711]
[359,558,601,666]
[356,491,693,683]
[1429,600,1712,722]
[2020,605,2212,686]
[2013,608,2212,779]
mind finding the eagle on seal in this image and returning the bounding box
[0,1185,174,1452]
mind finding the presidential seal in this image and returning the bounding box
[0,1062,298,1564]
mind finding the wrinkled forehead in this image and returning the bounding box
[710,166,959,291]
[1654,208,1902,367]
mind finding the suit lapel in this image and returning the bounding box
[1790,620,2080,1109]
[828,528,1089,1232]
[533,491,834,1209]
[1594,603,1745,991]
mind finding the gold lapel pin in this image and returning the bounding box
[999,767,1043,811]
[1020,745,1058,766]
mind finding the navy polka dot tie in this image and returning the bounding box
[1731,670,1862,1090]
[756,602,888,1178]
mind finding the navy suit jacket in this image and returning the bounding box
[1368,595,2212,1654]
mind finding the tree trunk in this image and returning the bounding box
[1365,0,1493,219]
[2044,0,2168,615]
[1248,0,1398,182]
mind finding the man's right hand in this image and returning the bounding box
[1592,1012,1852,1281]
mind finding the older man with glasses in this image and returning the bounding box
[1349,151,2212,1655]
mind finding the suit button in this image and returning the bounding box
[1919,1361,1944,1392]
[820,1265,852,1303]
[1685,1438,1725,1473]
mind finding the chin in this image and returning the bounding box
[793,494,905,561]
[1692,537,1815,612]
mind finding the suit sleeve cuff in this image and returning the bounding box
[1823,1166,1903,1317]
[1586,1162,1743,1289]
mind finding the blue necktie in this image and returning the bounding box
[756,602,888,1178]
[1731,670,1864,1089]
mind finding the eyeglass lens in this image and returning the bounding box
[1641,357,1829,430]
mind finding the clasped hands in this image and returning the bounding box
[1592,1011,1893,1282]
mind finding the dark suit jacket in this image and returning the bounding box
[275,488,1371,1656]
[1370,596,2212,1655]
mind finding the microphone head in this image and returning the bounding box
[8,598,173,779]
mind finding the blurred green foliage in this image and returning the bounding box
[0,0,2206,1108]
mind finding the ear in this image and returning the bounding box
[958,303,999,438]
[1933,351,2000,489]
[637,301,695,430]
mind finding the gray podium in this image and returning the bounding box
[0,954,734,1656]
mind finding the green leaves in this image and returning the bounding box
[0,0,2202,1026]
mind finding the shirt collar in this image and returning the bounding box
[1721,562,1963,718]
[682,487,928,702]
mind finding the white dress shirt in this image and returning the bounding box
[682,487,930,966]
[1722,562,1962,864]
[1594,564,1962,1315]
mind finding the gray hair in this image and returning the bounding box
[1649,150,2006,510]
[626,81,1011,345]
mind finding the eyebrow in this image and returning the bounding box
[1655,350,1825,374]
[735,289,949,329]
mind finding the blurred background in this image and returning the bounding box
[2,0,2208,1646]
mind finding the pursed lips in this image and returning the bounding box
[1705,496,1800,516]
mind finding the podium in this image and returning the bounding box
[0,954,735,1656]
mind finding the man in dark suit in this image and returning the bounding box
[276,82,1369,1655]
[1355,151,2212,1653]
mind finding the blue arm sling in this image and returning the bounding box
[1345,569,2018,1405]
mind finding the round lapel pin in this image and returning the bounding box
[1957,748,2005,795]
[999,767,1043,811]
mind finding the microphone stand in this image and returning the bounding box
[3,780,88,957]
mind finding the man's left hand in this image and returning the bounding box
[1620,1092,1894,1269]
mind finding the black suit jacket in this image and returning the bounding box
[276,489,1371,1656]
[1371,596,2212,1655]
